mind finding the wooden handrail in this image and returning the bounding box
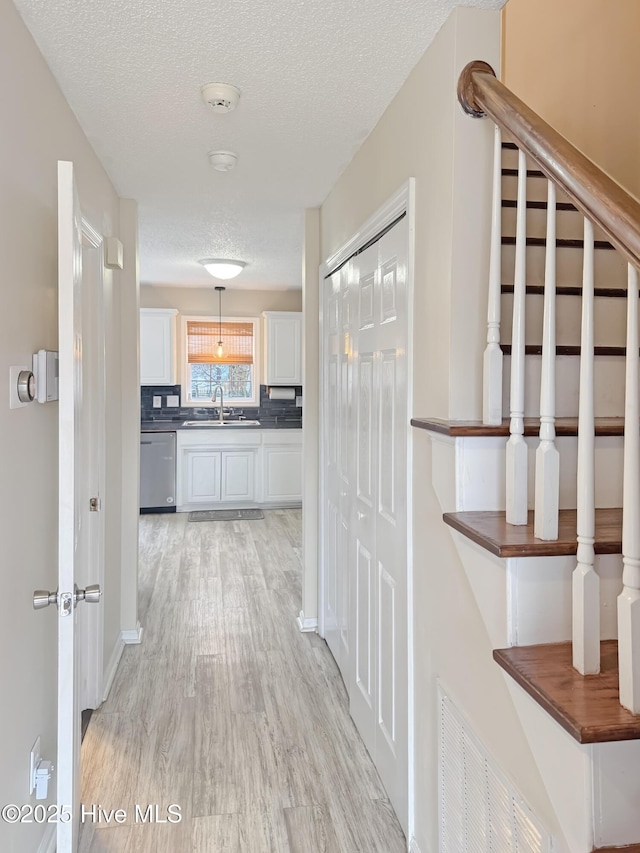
[458,61,640,271]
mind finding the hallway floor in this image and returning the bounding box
[79,510,407,852]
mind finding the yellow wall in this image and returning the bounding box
[502,0,640,198]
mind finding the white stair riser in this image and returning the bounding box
[502,291,626,348]
[454,435,624,512]
[502,241,627,288]
[503,354,626,417]
[509,554,621,646]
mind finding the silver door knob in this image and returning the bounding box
[75,584,102,604]
[33,590,58,610]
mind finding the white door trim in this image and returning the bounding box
[80,216,106,710]
[317,178,416,837]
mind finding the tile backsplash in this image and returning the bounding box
[141,385,302,427]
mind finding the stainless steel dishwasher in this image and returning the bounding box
[140,431,176,513]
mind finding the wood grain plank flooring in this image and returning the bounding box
[443,508,622,558]
[494,641,640,743]
[79,510,405,852]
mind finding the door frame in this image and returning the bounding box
[79,217,106,709]
[317,178,416,835]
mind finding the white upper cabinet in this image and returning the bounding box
[140,308,177,385]
[263,311,302,386]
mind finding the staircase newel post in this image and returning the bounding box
[618,263,640,713]
[483,123,504,426]
[505,149,528,525]
[573,218,600,675]
[534,181,560,540]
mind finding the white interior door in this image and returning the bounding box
[57,160,89,851]
[321,211,410,831]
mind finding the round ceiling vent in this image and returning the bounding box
[208,150,238,172]
[201,82,241,114]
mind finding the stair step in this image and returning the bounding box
[502,168,546,178]
[502,236,615,250]
[502,199,578,212]
[442,508,622,558]
[493,641,640,744]
[411,417,626,437]
[594,846,640,852]
[501,344,631,357]
[501,284,627,298]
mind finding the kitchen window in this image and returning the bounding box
[182,316,260,407]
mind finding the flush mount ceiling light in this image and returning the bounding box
[199,258,246,280]
[200,82,241,114]
[208,150,238,172]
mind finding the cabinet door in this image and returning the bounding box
[140,309,176,385]
[221,451,255,502]
[265,313,302,385]
[263,446,303,503]
[184,449,221,503]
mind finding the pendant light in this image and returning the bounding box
[215,285,225,358]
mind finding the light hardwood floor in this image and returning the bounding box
[79,509,407,852]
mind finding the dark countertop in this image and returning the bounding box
[141,419,302,432]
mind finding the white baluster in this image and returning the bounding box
[483,124,503,426]
[534,181,559,540]
[573,218,600,675]
[618,264,640,713]
[506,149,528,525]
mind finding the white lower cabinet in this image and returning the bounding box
[263,446,303,503]
[177,429,301,511]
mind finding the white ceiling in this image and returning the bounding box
[13,0,501,290]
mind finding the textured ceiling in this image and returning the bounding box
[13,0,502,290]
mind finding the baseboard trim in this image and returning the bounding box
[297,610,318,633]
[121,623,144,644]
[409,837,424,853]
[37,823,56,853]
[102,635,125,702]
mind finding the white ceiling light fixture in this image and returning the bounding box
[208,150,238,172]
[199,258,246,280]
[201,82,241,114]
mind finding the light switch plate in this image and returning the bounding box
[166,395,179,407]
[296,395,303,408]
[152,396,162,408]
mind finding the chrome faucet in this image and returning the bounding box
[212,384,225,424]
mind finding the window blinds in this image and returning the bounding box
[186,320,254,365]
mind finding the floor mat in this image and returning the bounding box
[188,508,265,522]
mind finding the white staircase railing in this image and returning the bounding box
[572,218,600,675]
[505,149,528,526]
[534,180,559,541]
[459,60,640,707]
[619,263,640,713]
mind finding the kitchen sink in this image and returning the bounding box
[182,420,261,427]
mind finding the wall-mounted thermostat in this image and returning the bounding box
[32,350,59,403]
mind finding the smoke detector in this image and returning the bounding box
[201,82,241,114]
[208,150,238,172]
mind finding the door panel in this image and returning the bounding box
[221,451,254,501]
[321,212,410,832]
[57,160,85,850]
[186,450,221,502]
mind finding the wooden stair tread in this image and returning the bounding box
[442,508,622,558]
[502,236,615,250]
[501,284,627,298]
[501,344,631,357]
[411,417,626,437]
[594,846,640,852]
[502,167,546,178]
[493,641,640,744]
[502,199,578,212]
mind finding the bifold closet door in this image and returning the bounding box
[322,213,409,831]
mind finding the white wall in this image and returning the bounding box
[140,284,302,389]
[0,3,136,849]
[319,8,568,852]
